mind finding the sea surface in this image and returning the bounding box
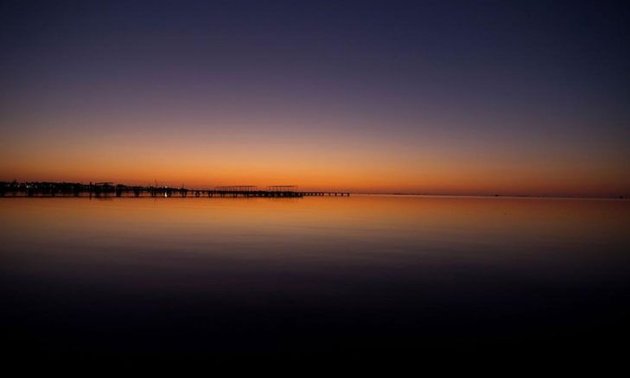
[1,196,629,362]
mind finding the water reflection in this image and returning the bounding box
[1,196,629,360]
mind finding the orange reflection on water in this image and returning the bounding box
[3,196,629,259]
[2,195,630,358]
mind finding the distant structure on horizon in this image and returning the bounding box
[0,181,350,198]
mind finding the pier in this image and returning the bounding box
[0,181,350,198]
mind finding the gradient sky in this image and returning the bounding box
[1,0,629,195]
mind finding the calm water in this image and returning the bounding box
[1,196,629,361]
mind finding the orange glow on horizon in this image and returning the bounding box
[2,120,628,197]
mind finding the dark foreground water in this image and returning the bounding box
[1,196,629,363]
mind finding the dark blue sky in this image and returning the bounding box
[1,0,629,194]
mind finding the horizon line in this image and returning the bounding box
[1,180,627,200]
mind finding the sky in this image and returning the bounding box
[1,0,629,196]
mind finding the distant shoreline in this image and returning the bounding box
[0,181,626,200]
[0,181,349,198]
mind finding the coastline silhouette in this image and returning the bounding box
[0,181,350,198]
